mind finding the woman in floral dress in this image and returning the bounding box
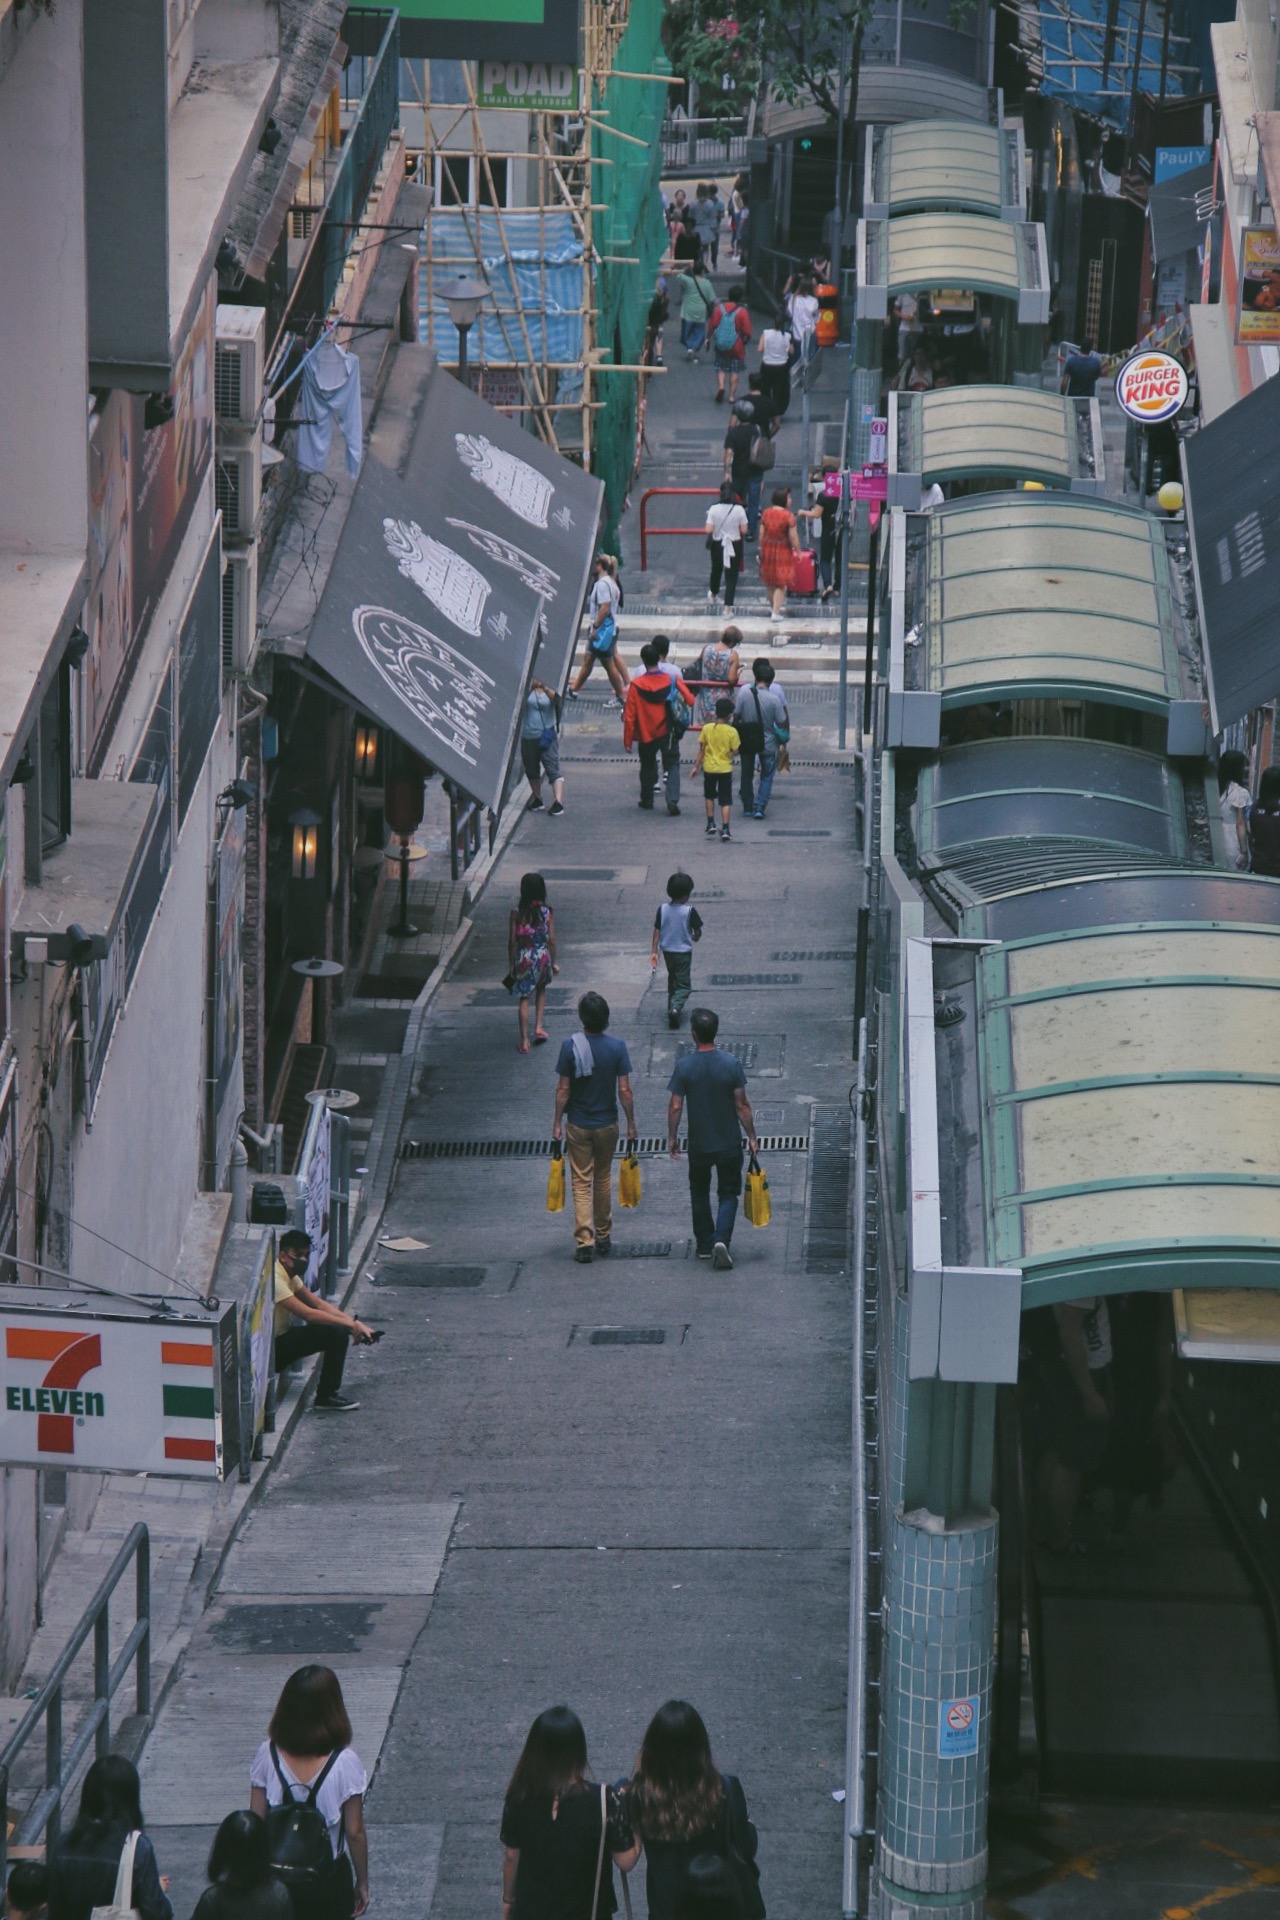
[508,872,558,1053]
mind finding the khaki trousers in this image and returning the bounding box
[566,1122,617,1248]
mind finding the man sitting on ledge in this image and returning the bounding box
[273,1228,376,1413]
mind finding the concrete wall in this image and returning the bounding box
[0,0,87,557]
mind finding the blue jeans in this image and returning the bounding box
[745,471,763,537]
[682,318,706,353]
[740,745,776,813]
[688,1145,744,1251]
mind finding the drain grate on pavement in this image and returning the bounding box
[706,973,801,987]
[772,950,856,961]
[609,1241,672,1258]
[467,986,576,1008]
[767,830,833,838]
[211,1601,383,1653]
[539,868,624,880]
[399,1132,806,1160]
[372,1263,486,1288]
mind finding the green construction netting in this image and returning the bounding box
[592,0,669,552]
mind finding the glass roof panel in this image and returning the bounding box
[1021,1187,1280,1260]
[884,121,1003,212]
[886,213,1022,292]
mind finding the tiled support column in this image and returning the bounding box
[872,1505,998,1919]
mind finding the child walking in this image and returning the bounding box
[508,872,558,1054]
[693,696,740,842]
[651,871,703,1030]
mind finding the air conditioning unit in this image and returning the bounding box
[214,304,265,431]
[221,545,259,678]
[216,442,262,546]
[289,206,318,242]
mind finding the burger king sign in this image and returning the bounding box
[1115,350,1189,425]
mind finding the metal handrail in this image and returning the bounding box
[843,1023,872,1915]
[638,487,718,570]
[0,1523,151,1877]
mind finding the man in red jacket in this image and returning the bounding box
[623,642,693,813]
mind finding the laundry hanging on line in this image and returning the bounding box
[296,330,363,478]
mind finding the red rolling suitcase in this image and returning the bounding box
[792,548,818,596]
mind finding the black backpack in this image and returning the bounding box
[264,1745,341,1899]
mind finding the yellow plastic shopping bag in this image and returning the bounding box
[744,1152,771,1228]
[546,1143,565,1212]
[617,1150,642,1209]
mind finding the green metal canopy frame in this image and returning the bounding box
[974,918,1280,1305]
[887,386,1105,505]
[855,212,1050,323]
[863,118,1026,220]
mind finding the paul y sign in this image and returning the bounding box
[1115,350,1189,425]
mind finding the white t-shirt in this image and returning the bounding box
[589,575,620,621]
[706,502,748,553]
[250,1742,368,1857]
[790,294,819,340]
[760,328,791,367]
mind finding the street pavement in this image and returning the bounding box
[16,251,864,1919]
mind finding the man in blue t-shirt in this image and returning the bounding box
[553,991,637,1263]
[667,1005,758,1268]
[1060,335,1103,397]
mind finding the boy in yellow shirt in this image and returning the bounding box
[693,696,740,841]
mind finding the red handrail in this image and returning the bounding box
[638,487,718,571]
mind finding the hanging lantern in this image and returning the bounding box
[289,807,322,880]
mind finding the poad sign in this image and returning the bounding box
[478,58,578,110]
[1116,350,1189,425]
[0,1294,239,1479]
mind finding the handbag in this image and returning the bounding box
[737,687,765,756]
[744,1153,771,1228]
[546,1144,565,1213]
[590,612,617,655]
[720,1776,766,1918]
[617,1151,641,1209]
[91,1831,141,1920]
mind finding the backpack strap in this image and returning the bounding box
[271,1741,340,1807]
[305,1751,341,1807]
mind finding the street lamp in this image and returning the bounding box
[439,274,486,387]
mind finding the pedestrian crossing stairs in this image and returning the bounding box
[616,592,869,683]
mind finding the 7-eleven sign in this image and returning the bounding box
[0,1302,238,1479]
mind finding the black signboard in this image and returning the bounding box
[306,349,602,811]
[346,0,580,65]
[177,537,223,827]
[1181,374,1280,731]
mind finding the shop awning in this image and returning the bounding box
[305,346,603,813]
[1146,160,1213,263]
[856,212,1050,323]
[1181,371,1280,732]
[863,119,1025,221]
[888,385,1104,503]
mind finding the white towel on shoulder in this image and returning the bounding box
[570,1033,594,1079]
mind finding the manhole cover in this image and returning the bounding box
[610,1242,672,1258]
[587,1328,666,1346]
[211,1602,382,1653]
[372,1263,486,1288]
[675,1038,758,1067]
[706,973,801,987]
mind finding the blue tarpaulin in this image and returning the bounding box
[1015,0,1201,127]
[420,210,586,374]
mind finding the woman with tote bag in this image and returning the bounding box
[49,1757,172,1920]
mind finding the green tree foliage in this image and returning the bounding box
[663,0,872,130]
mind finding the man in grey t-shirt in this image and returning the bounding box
[667,1005,758,1268]
[732,658,788,819]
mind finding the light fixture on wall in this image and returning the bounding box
[354,724,380,781]
[439,275,487,387]
[289,806,322,880]
[216,778,256,831]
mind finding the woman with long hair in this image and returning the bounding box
[249,1666,369,1920]
[570,556,629,703]
[501,1706,639,1920]
[508,872,557,1053]
[628,1702,762,1920]
[191,1813,292,1920]
[49,1756,172,1920]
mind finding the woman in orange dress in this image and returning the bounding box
[758,486,801,620]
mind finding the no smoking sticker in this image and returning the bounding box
[937,1695,981,1757]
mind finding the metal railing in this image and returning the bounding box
[638,487,718,570]
[0,1524,151,1879]
[660,116,749,173]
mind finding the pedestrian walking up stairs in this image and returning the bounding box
[617,591,868,686]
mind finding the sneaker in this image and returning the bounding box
[753,809,765,820]
[565,688,580,701]
[668,1008,680,1029]
[315,1392,360,1412]
[638,799,655,810]
[574,1247,594,1264]
[595,1237,613,1257]
[696,1247,714,1259]
[667,805,681,816]
[705,820,717,836]
[548,801,565,817]
[720,826,731,842]
[712,1241,734,1270]
[526,795,544,811]
[715,389,725,404]
[707,590,717,608]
